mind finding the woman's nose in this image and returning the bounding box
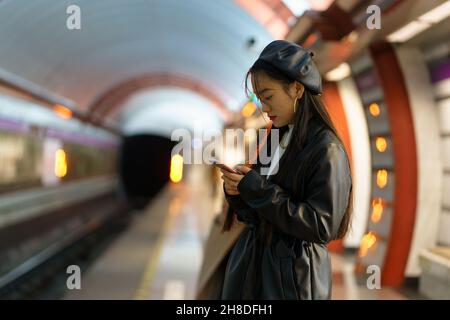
[261,103,271,113]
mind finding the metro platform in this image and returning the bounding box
[64,166,413,300]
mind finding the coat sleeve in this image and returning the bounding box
[223,182,248,210]
[223,183,260,224]
[236,143,352,244]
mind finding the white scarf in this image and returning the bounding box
[265,124,294,178]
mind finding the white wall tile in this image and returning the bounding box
[438,210,450,246]
[442,138,450,170]
[434,78,450,100]
[438,97,450,134]
[442,174,450,210]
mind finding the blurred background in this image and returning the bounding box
[0,0,449,300]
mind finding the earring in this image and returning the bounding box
[293,96,299,113]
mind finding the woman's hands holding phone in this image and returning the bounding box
[221,165,252,195]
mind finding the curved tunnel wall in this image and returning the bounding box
[369,42,418,285]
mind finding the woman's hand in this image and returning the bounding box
[221,165,252,195]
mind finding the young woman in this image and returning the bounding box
[219,40,353,300]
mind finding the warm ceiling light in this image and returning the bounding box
[419,1,450,24]
[371,198,384,223]
[377,169,388,188]
[53,104,73,120]
[241,101,257,118]
[387,2,450,43]
[302,32,318,47]
[375,137,387,152]
[347,31,359,43]
[387,21,430,43]
[369,103,381,117]
[359,231,377,257]
[325,63,351,82]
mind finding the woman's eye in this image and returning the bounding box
[264,96,273,101]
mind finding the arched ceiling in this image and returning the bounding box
[87,73,232,124]
[0,0,304,135]
[120,87,225,137]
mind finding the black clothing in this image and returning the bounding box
[221,119,352,299]
[255,40,322,95]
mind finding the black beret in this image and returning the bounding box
[255,40,322,95]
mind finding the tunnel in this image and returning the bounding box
[119,134,176,209]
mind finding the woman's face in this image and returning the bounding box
[251,71,304,127]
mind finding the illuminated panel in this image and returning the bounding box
[170,154,183,183]
[54,148,68,178]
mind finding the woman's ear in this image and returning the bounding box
[289,81,304,100]
[295,82,305,99]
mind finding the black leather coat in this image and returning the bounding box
[221,118,352,300]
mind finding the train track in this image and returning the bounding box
[0,198,131,299]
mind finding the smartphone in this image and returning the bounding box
[209,158,238,174]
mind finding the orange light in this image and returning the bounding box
[170,154,183,183]
[55,149,67,178]
[376,169,388,188]
[359,231,377,257]
[53,104,73,119]
[303,33,318,47]
[371,198,384,223]
[369,103,381,117]
[375,137,387,152]
[241,102,256,118]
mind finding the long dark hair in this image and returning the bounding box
[222,59,353,243]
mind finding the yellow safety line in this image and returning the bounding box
[133,212,173,300]
[133,190,181,300]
